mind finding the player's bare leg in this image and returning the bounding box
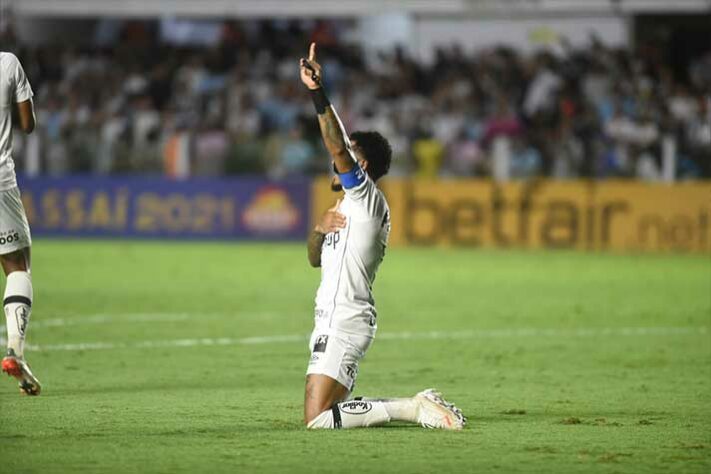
[1,247,30,273]
[1,247,40,395]
[304,374,350,424]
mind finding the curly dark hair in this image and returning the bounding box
[350,131,392,181]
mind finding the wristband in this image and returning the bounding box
[310,88,330,115]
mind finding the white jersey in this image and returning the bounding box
[0,52,33,191]
[314,170,390,338]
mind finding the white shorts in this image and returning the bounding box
[306,328,373,393]
[0,187,31,255]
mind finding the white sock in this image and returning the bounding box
[381,398,418,422]
[4,271,33,358]
[307,400,391,429]
[356,397,419,422]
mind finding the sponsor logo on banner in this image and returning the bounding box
[340,401,372,415]
[18,176,309,240]
[311,177,711,253]
[242,187,300,234]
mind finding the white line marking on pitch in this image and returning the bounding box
[12,326,708,353]
[0,313,194,332]
[0,311,292,332]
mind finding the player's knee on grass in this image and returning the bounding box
[304,400,334,426]
[307,406,337,429]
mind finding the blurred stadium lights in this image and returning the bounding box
[8,0,711,18]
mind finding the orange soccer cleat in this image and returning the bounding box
[2,349,41,396]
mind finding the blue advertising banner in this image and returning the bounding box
[17,176,310,240]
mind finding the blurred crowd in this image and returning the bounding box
[4,20,711,179]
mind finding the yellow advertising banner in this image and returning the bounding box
[312,178,711,253]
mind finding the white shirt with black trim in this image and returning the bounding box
[0,52,33,191]
[314,171,391,338]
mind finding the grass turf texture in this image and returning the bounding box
[0,240,709,473]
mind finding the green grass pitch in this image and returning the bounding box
[0,240,709,473]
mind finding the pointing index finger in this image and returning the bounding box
[309,42,316,62]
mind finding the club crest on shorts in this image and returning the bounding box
[339,400,372,415]
[313,335,328,353]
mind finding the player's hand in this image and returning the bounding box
[315,199,345,234]
[300,42,322,90]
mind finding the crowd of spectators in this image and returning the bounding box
[4,19,710,179]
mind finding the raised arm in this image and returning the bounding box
[300,43,355,174]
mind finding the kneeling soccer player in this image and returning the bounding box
[300,43,466,430]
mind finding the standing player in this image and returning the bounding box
[0,51,40,395]
[300,43,466,430]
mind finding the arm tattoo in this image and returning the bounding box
[317,107,356,172]
[307,230,325,268]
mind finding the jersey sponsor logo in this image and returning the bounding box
[313,335,328,353]
[324,231,340,249]
[340,400,372,415]
[242,186,300,234]
[0,232,21,246]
